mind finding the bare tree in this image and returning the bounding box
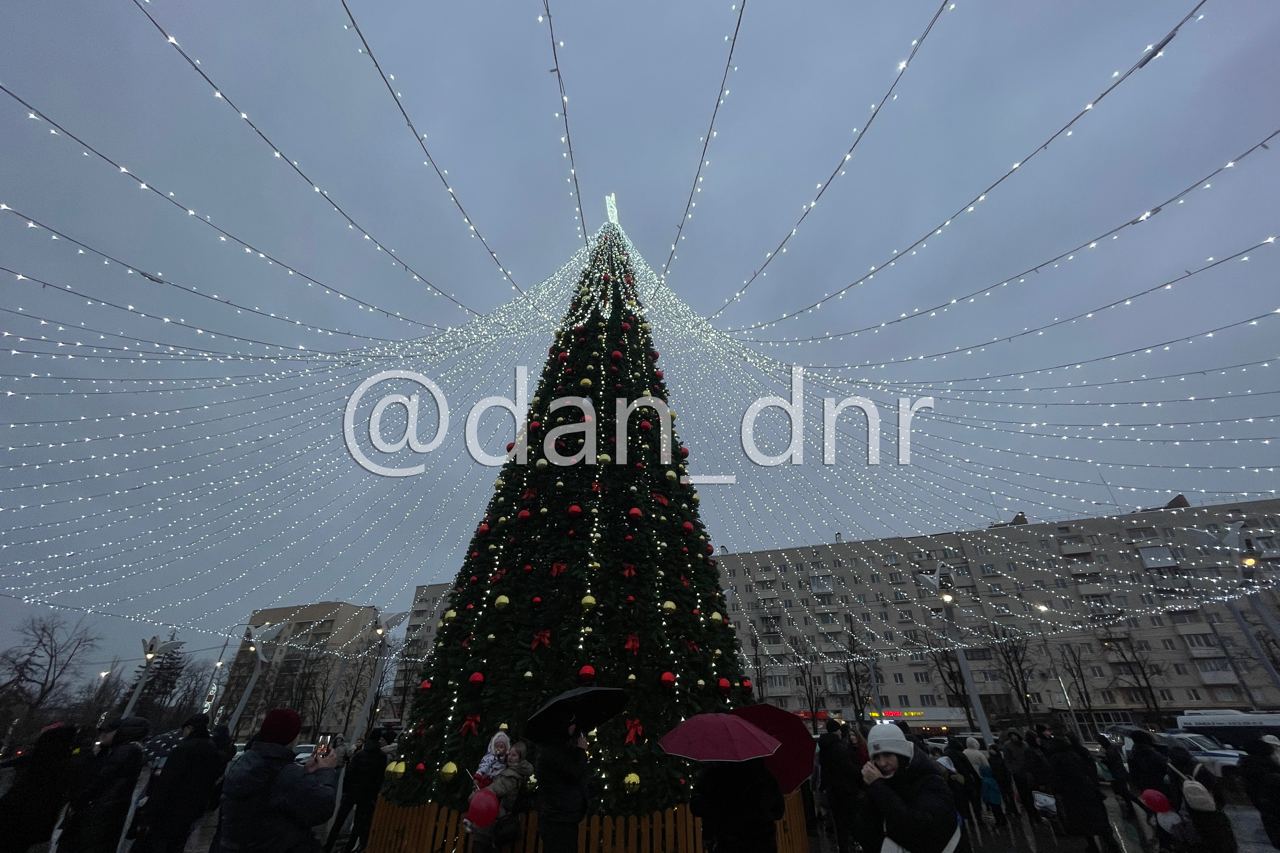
[791,654,828,734]
[927,647,976,730]
[1057,642,1100,734]
[840,634,882,725]
[1097,633,1165,724]
[990,629,1037,727]
[0,615,98,747]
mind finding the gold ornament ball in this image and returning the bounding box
[710,611,723,623]
[386,760,407,776]
[440,761,458,782]
[697,679,706,687]
[495,595,510,609]
[584,626,594,634]
[487,634,496,641]
[627,673,637,683]
[581,594,597,610]
[662,600,677,613]
[714,648,722,657]
[692,494,700,503]
[443,609,457,623]
[524,670,534,680]
[540,507,548,515]
[499,722,509,731]
[579,378,593,388]
[588,560,602,570]
[597,453,612,464]
[624,772,641,793]
[535,458,549,470]
[665,470,678,482]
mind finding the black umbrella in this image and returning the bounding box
[140,728,184,764]
[526,686,627,743]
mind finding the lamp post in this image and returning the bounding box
[918,568,993,744]
[1035,604,1082,739]
[122,636,184,718]
[226,624,284,737]
[347,612,408,740]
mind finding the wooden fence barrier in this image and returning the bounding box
[367,789,809,853]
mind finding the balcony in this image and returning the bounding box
[1199,669,1239,686]
[1059,539,1092,557]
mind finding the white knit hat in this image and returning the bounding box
[867,723,914,760]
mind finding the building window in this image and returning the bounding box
[1184,634,1218,649]
[893,672,905,684]
[1150,615,1164,627]
[1089,666,1105,678]
[914,672,931,683]
[1186,688,1202,701]
[1173,664,1188,675]
[898,695,912,707]
[1158,689,1175,702]
[1162,639,1177,650]
[980,563,996,576]
[921,694,937,706]
[1100,690,1116,704]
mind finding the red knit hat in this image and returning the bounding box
[258,708,302,745]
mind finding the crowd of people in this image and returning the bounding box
[0,707,390,853]
[810,719,1280,853]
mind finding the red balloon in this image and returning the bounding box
[468,788,501,827]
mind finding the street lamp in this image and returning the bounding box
[122,636,184,717]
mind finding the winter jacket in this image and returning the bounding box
[1001,738,1027,777]
[963,739,990,773]
[1046,738,1109,838]
[1128,737,1170,796]
[1241,752,1280,848]
[60,718,150,853]
[217,740,338,853]
[0,725,77,850]
[534,741,590,824]
[690,760,784,853]
[857,750,966,853]
[817,731,859,802]
[142,729,227,833]
[342,739,388,805]
[488,757,534,813]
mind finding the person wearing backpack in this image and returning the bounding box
[216,708,340,853]
[1166,746,1236,853]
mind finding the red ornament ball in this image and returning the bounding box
[419,679,432,692]
[679,447,690,458]
[578,664,596,681]
[523,563,533,573]
[517,509,531,521]
[659,671,676,688]
[640,420,652,431]
[532,596,543,605]
[469,672,485,685]
[741,678,753,692]
[567,504,583,518]
[610,350,622,361]
[650,350,660,362]
[478,523,490,535]
[505,441,515,453]
[718,677,731,692]
[628,507,643,519]
[415,762,427,773]
[681,521,695,534]
[558,351,569,363]
[530,420,541,430]
[655,369,664,380]
[621,321,632,331]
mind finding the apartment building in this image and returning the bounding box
[216,600,383,741]
[385,582,453,727]
[717,496,1280,734]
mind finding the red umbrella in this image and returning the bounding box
[731,703,816,793]
[659,713,781,762]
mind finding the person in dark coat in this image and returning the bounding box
[1045,733,1111,853]
[135,714,228,853]
[1001,730,1038,821]
[328,731,388,853]
[1166,745,1236,853]
[988,745,1017,819]
[59,715,150,853]
[0,722,78,852]
[1093,730,1132,813]
[1127,730,1170,797]
[818,719,858,853]
[534,724,591,853]
[216,708,339,853]
[856,724,966,853]
[944,737,981,820]
[1240,739,1280,849]
[691,758,785,853]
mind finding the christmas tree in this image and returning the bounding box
[389,223,749,815]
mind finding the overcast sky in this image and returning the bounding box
[1,0,1277,668]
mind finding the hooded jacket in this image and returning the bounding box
[217,740,337,852]
[857,749,963,853]
[143,726,228,833]
[60,716,150,853]
[342,738,389,805]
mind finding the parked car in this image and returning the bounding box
[293,743,317,764]
[1164,731,1246,779]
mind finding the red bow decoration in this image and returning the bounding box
[459,714,480,736]
[621,563,637,578]
[522,487,538,500]
[680,574,690,588]
[531,629,551,651]
[591,481,601,494]
[624,718,644,745]
[685,639,701,654]
[624,633,640,656]
[489,568,507,584]
[651,492,670,507]
[550,562,568,578]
